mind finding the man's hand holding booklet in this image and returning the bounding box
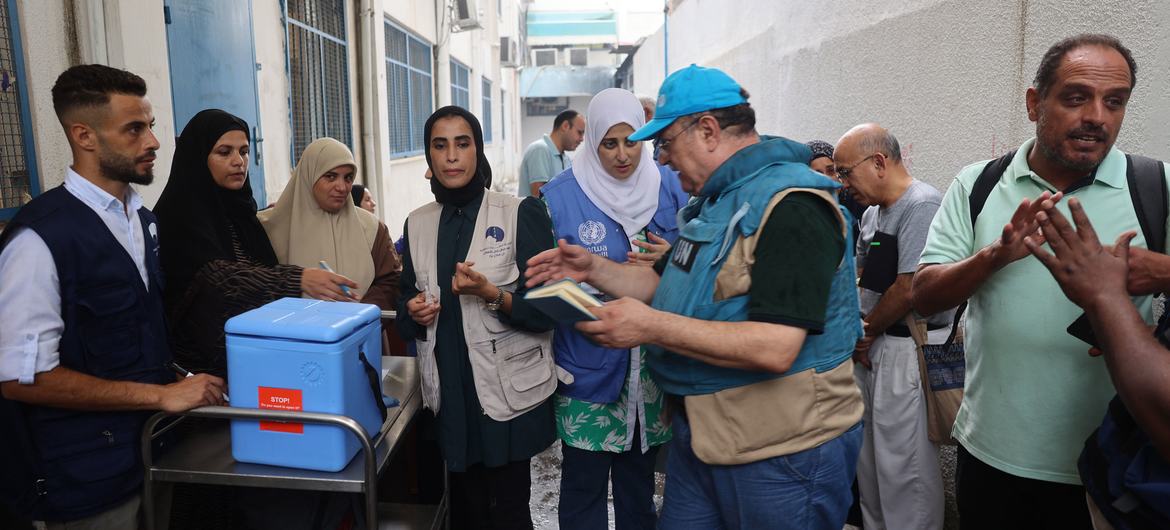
[523,278,603,323]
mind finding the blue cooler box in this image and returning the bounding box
[225,298,384,472]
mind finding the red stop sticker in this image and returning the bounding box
[258,386,303,434]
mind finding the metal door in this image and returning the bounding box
[165,0,267,205]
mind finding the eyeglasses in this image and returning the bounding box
[653,118,700,155]
[836,154,877,181]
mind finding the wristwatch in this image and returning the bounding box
[485,287,505,311]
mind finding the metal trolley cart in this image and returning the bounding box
[140,356,446,530]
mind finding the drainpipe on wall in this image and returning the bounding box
[74,0,108,64]
[663,0,668,77]
[356,0,384,217]
[435,0,451,108]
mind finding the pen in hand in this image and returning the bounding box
[318,260,353,297]
[168,361,230,403]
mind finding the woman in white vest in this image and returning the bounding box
[396,106,558,528]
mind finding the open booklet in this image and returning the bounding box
[523,278,603,323]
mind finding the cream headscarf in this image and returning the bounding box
[259,138,379,297]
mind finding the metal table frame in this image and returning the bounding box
[140,357,442,530]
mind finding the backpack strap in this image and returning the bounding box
[1126,154,1168,255]
[969,150,1017,227]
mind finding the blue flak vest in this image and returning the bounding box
[0,186,173,522]
[542,164,690,402]
[647,137,863,396]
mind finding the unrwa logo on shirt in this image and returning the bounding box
[485,226,505,242]
[578,220,606,245]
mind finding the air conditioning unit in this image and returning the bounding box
[453,0,482,31]
[569,47,588,66]
[533,48,556,67]
[500,36,520,67]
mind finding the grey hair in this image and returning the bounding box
[856,127,902,163]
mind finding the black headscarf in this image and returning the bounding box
[423,105,492,206]
[351,183,367,207]
[154,109,278,306]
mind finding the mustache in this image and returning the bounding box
[1068,125,1106,140]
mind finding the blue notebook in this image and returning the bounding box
[523,278,603,323]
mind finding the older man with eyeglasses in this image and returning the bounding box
[835,123,949,530]
[525,64,865,529]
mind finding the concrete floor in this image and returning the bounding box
[529,441,960,530]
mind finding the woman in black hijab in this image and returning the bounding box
[350,183,377,214]
[154,109,349,379]
[396,106,558,529]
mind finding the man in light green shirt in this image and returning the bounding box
[518,109,584,198]
[913,34,1170,529]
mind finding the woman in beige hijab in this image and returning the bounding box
[260,137,401,319]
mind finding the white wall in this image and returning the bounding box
[253,0,293,204]
[631,0,1170,190]
[103,0,176,207]
[16,0,72,193]
[379,0,524,236]
[13,0,176,207]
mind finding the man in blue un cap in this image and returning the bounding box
[525,65,865,528]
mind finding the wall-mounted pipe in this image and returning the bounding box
[74,0,108,64]
[663,0,668,77]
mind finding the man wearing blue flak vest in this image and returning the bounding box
[525,64,864,529]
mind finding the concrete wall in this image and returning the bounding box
[253,0,293,204]
[631,0,1170,190]
[14,0,176,206]
[382,0,439,236]
[16,0,73,194]
[380,0,525,236]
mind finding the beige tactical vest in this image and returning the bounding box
[406,191,556,421]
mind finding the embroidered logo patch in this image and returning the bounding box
[485,226,505,242]
[670,237,701,272]
[578,220,606,245]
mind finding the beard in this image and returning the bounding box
[1036,113,1108,173]
[99,146,155,185]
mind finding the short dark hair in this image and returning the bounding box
[51,64,147,123]
[699,88,755,137]
[553,110,580,131]
[1033,34,1137,98]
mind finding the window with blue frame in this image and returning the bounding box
[481,78,492,144]
[450,61,470,110]
[0,0,38,221]
[385,21,432,158]
[285,0,352,161]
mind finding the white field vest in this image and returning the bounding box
[406,191,556,421]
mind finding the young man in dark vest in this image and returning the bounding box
[0,64,226,528]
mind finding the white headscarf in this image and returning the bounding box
[575,88,661,239]
[258,138,379,296]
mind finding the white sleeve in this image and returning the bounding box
[0,227,62,383]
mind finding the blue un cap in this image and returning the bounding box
[629,64,748,142]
